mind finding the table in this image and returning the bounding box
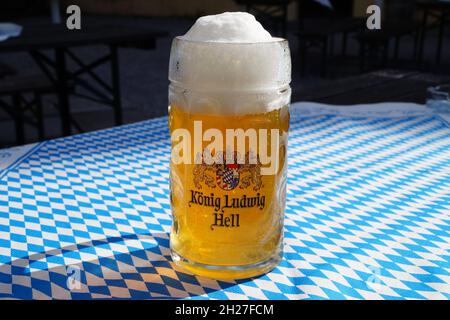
[0,102,449,299]
[292,70,450,104]
[0,21,167,136]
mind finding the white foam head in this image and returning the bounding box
[169,12,291,115]
[180,12,272,43]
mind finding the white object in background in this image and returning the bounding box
[290,102,432,118]
[0,23,22,42]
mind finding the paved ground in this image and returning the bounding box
[0,15,449,147]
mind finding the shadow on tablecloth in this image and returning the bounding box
[2,232,259,299]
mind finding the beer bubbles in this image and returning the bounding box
[168,12,291,279]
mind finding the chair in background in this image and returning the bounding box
[354,1,421,72]
[355,23,420,72]
[0,74,54,145]
[416,0,450,67]
[295,0,364,77]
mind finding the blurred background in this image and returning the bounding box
[0,0,449,148]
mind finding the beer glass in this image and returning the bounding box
[168,37,291,279]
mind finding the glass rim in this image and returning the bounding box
[428,84,450,96]
[174,36,287,45]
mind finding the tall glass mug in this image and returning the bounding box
[168,37,291,279]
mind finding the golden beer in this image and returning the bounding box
[168,16,291,279]
[169,104,289,279]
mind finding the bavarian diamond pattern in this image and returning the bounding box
[0,104,449,300]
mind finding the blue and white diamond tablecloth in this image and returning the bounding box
[0,102,449,300]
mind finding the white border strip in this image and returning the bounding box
[290,102,432,118]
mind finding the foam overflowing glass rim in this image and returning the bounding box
[168,34,291,114]
[175,36,287,45]
[169,37,291,89]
